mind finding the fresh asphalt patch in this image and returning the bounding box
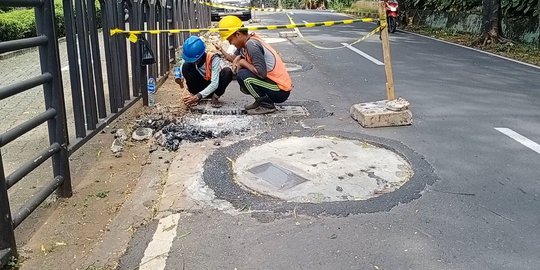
[203,126,438,221]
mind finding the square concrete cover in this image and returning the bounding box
[279,31,298,38]
[248,162,308,190]
[350,100,412,128]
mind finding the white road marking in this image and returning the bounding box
[302,20,308,23]
[495,128,540,155]
[61,66,69,71]
[341,43,384,65]
[138,213,181,270]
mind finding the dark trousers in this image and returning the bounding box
[236,68,290,103]
[182,63,233,97]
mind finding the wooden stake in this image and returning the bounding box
[379,2,396,101]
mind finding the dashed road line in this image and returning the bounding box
[495,127,540,155]
[341,43,384,65]
[138,213,181,270]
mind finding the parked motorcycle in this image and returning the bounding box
[385,0,398,33]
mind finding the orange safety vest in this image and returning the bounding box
[244,34,293,91]
[204,52,216,81]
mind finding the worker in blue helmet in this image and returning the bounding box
[175,36,233,107]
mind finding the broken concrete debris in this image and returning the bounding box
[110,139,124,154]
[115,129,128,141]
[110,129,128,154]
[132,127,154,141]
[134,114,253,152]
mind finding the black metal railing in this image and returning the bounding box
[0,0,210,266]
[0,0,70,265]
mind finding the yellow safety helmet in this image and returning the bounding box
[218,15,243,41]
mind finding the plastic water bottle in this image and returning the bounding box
[147,77,156,107]
[174,66,182,79]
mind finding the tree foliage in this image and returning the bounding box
[276,0,538,18]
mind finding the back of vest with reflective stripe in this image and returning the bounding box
[245,34,293,91]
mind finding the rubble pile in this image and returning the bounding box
[154,123,217,151]
[133,113,253,151]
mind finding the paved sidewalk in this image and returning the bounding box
[0,33,111,215]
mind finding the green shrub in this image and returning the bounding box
[0,0,101,42]
[0,9,36,41]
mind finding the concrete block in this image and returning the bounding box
[279,31,298,38]
[350,100,412,128]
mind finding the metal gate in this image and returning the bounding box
[0,0,210,266]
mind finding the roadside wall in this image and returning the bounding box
[407,9,540,44]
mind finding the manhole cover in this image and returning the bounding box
[234,136,413,203]
[248,162,308,190]
[191,101,309,117]
[276,105,309,116]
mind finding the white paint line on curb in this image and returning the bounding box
[495,128,540,155]
[341,43,384,65]
[139,213,181,270]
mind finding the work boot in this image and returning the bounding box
[247,97,276,115]
[247,105,277,115]
[244,100,259,110]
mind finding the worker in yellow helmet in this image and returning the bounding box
[215,16,293,115]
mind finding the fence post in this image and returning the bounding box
[116,1,131,102]
[36,0,72,197]
[0,156,17,265]
[378,2,395,101]
[74,0,99,129]
[101,0,120,112]
[128,1,141,98]
[62,0,86,139]
[140,1,150,106]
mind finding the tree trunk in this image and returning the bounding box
[477,0,504,45]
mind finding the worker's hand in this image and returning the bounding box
[232,55,242,73]
[213,41,224,53]
[183,94,200,107]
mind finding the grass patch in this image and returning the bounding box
[407,26,540,66]
[350,0,378,13]
[339,0,378,15]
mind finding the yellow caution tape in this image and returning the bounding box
[195,1,285,12]
[286,13,381,50]
[128,34,138,43]
[110,17,377,42]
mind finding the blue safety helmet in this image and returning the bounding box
[182,36,206,63]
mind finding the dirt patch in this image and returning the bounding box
[15,76,188,270]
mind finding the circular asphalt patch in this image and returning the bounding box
[203,130,437,217]
[234,137,413,203]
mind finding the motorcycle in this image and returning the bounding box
[385,0,398,33]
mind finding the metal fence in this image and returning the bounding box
[0,0,210,266]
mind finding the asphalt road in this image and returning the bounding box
[119,10,540,269]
